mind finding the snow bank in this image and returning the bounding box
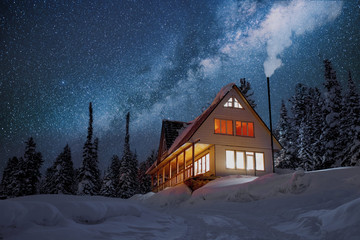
[1,167,360,240]
[0,195,187,240]
[190,170,311,202]
[144,184,192,207]
[275,197,360,239]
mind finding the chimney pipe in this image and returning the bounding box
[267,77,275,173]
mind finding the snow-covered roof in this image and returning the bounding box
[167,83,236,155]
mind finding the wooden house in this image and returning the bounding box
[146,83,281,192]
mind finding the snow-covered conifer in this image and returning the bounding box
[239,78,257,109]
[21,137,43,195]
[341,71,360,166]
[43,144,75,194]
[100,155,121,197]
[320,60,343,168]
[118,112,138,198]
[77,102,101,195]
[0,156,20,197]
[138,150,157,194]
[275,101,298,169]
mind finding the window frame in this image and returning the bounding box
[225,150,265,171]
[194,153,211,176]
[214,118,234,135]
[235,121,255,138]
[224,97,244,109]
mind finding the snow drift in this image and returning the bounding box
[1,167,360,240]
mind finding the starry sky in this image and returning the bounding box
[1,0,359,172]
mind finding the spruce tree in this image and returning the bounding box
[100,155,121,197]
[77,102,101,195]
[342,71,360,166]
[289,84,310,167]
[320,59,343,168]
[239,78,257,109]
[308,87,324,169]
[118,112,138,198]
[0,156,20,197]
[21,137,43,195]
[40,166,56,194]
[275,101,298,169]
[43,144,75,194]
[138,150,157,194]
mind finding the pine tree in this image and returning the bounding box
[118,112,138,198]
[40,166,56,194]
[21,137,43,195]
[0,156,20,197]
[100,155,121,197]
[43,144,75,194]
[275,100,299,169]
[289,84,310,166]
[320,59,343,168]
[239,78,257,109]
[307,87,324,169]
[342,71,360,166]
[138,150,157,194]
[77,102,101,195]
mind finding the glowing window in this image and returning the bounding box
[255,153,264,171]
[236,151,245,169]
[246,152,254,170]
[235,121,254,137]
[205,154,210,172]
[194,153,210,176]
[214,119,220,133]
[242,122,247,136]
[202,156,206,173]
[234,98,243,108]
[227,120,233,135]
[221,120,227,133]
[226,150,235,169]
[224,97,233,107]
[248,122,254,137]
[215,119,233,135]
[224,97,243,108]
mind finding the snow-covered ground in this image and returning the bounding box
[1,167,360,240]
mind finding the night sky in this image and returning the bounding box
[1,0,359,172]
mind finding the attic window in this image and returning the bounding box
[224,97,243,109]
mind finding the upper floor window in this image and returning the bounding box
[235,121,254,137]
[224,97,243,109]
[215,119,233,135]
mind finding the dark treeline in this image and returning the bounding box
[275,59,360,170]
[0,103,156,199]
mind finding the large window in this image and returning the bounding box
[194,153,210,176]
[255,153,264,170]
[226,150,265,171]
[215,119,233,135]
[235,121,254,137]
[226,150,235,169]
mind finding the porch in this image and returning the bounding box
[150,142,213,192]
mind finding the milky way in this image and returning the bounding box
[1,0,359,171]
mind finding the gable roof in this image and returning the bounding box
[166,83,235,155]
